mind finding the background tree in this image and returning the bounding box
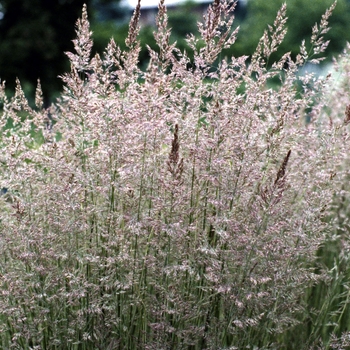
[0,0,125,103]
[92,1,201,70]
[230,0,350,64]
[0,0,348,104]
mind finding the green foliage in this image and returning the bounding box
[231,0,350,62]
[0,0,123,101]
[92,2,200,68]
[168,1,200,38]
[0,0,90,100]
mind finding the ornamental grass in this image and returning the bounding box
[1,1,350,349]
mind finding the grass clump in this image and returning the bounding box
[0,1,349,349]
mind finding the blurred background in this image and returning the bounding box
[0,0,349,104]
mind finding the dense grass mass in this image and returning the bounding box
[1,0,350,348]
